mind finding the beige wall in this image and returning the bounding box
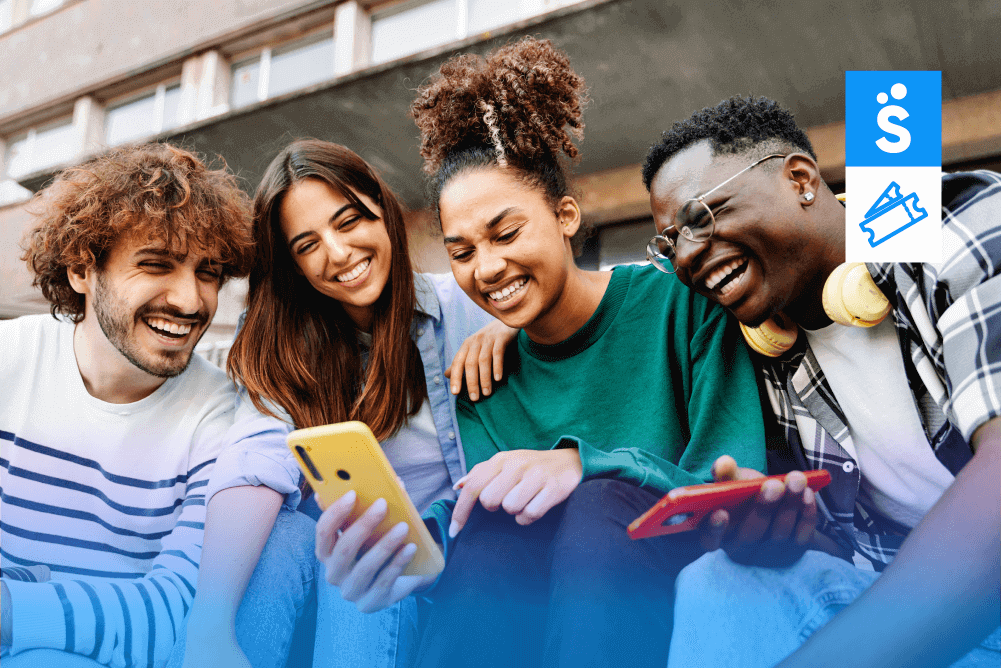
[0,0,325,125]
[0,200,48,317]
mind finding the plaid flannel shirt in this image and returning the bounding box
[760,170,1001,570]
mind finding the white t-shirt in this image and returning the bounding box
[1,314,239,667]
[804,318,955,528]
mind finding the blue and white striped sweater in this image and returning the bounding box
[1,314,240,668]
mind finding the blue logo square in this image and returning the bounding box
[846,71,941,167]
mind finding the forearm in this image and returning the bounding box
[186,486,283,635]
[687,308,768,479]
[779,419,1001,668]
[573,438,706,492]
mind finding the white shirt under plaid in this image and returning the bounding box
[757,170,1001,570]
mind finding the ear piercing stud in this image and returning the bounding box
[803,192,814,202]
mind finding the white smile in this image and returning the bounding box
[145,317,193,337]
[336,258,370,282]
[488,278,528,302]
[705,257,749,296]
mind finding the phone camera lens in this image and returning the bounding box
[337,469,350,480]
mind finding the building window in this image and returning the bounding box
[0,179,31,206]
[29,0,62,16]
[467,0,521,34]
[105,84,182,146]
[5,118,76,180]
[371,0,456,64]
[371,0,572,64]
[595,219,653,270]
[0,0,13,33]
[230,33,335,108]
[1,0,66,34]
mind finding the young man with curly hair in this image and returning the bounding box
[0,144,257,668]
[642,96,1000,668]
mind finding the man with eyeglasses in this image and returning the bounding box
[641,96,999,668]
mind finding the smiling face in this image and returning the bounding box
[440,166,579,338]
[279,178,393,331]
[85,236,219,378]
[649,141,834,327]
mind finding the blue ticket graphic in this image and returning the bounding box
[859,182,928,247]
[845,70,942,262]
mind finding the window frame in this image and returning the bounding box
[3,115,76,180]
[368,0,586,64]
[0,0,13,33]
[228,28,336,109]
[103,80,183,146]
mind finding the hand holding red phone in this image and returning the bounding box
[699,456,844,566]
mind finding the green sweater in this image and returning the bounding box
[424,264,765,548]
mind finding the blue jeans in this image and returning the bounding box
[668,549,1001,668]
[168,507,417,668]
[313,576,419,668]
[417,479,705,668]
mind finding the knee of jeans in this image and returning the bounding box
[559,478,636,523]
[674,548,807,607]
[675,549,736,598]
[255,509,318,585]
[548,479,653,565]
[676,549,868,625]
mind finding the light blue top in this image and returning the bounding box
[205,272,496,511]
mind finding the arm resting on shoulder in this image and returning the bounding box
[778,417,1001,668]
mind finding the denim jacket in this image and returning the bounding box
[205,272,496,510]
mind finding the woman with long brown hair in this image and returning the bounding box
[180,139,514,668]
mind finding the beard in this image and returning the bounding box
[93,272,208,378]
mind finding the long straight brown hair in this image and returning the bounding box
[227,139,426,439]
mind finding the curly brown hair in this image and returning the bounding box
[412,36,587,174]
[21,143,255,322]
[411,36,588,215]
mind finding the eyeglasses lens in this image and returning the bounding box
[647,236,676,274]
[677,199,714,243]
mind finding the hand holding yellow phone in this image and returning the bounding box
[287,421,445,577]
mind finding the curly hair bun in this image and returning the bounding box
[412,37,588,175]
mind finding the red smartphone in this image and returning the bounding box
[627,469,831,540]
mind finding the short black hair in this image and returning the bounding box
[642,96,816,191]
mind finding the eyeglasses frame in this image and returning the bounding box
[647,153,787,274]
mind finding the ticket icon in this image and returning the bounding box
[859,181,928,248]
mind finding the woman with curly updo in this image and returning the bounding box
[371,37,765,666]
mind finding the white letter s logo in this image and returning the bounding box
[875,105,911,153]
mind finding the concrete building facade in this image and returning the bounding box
[3,0,1001,343]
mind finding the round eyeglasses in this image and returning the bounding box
[647,154,786,274]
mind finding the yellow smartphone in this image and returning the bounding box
[287,421,445,577]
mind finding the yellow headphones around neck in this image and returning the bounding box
[739,194,892,357]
